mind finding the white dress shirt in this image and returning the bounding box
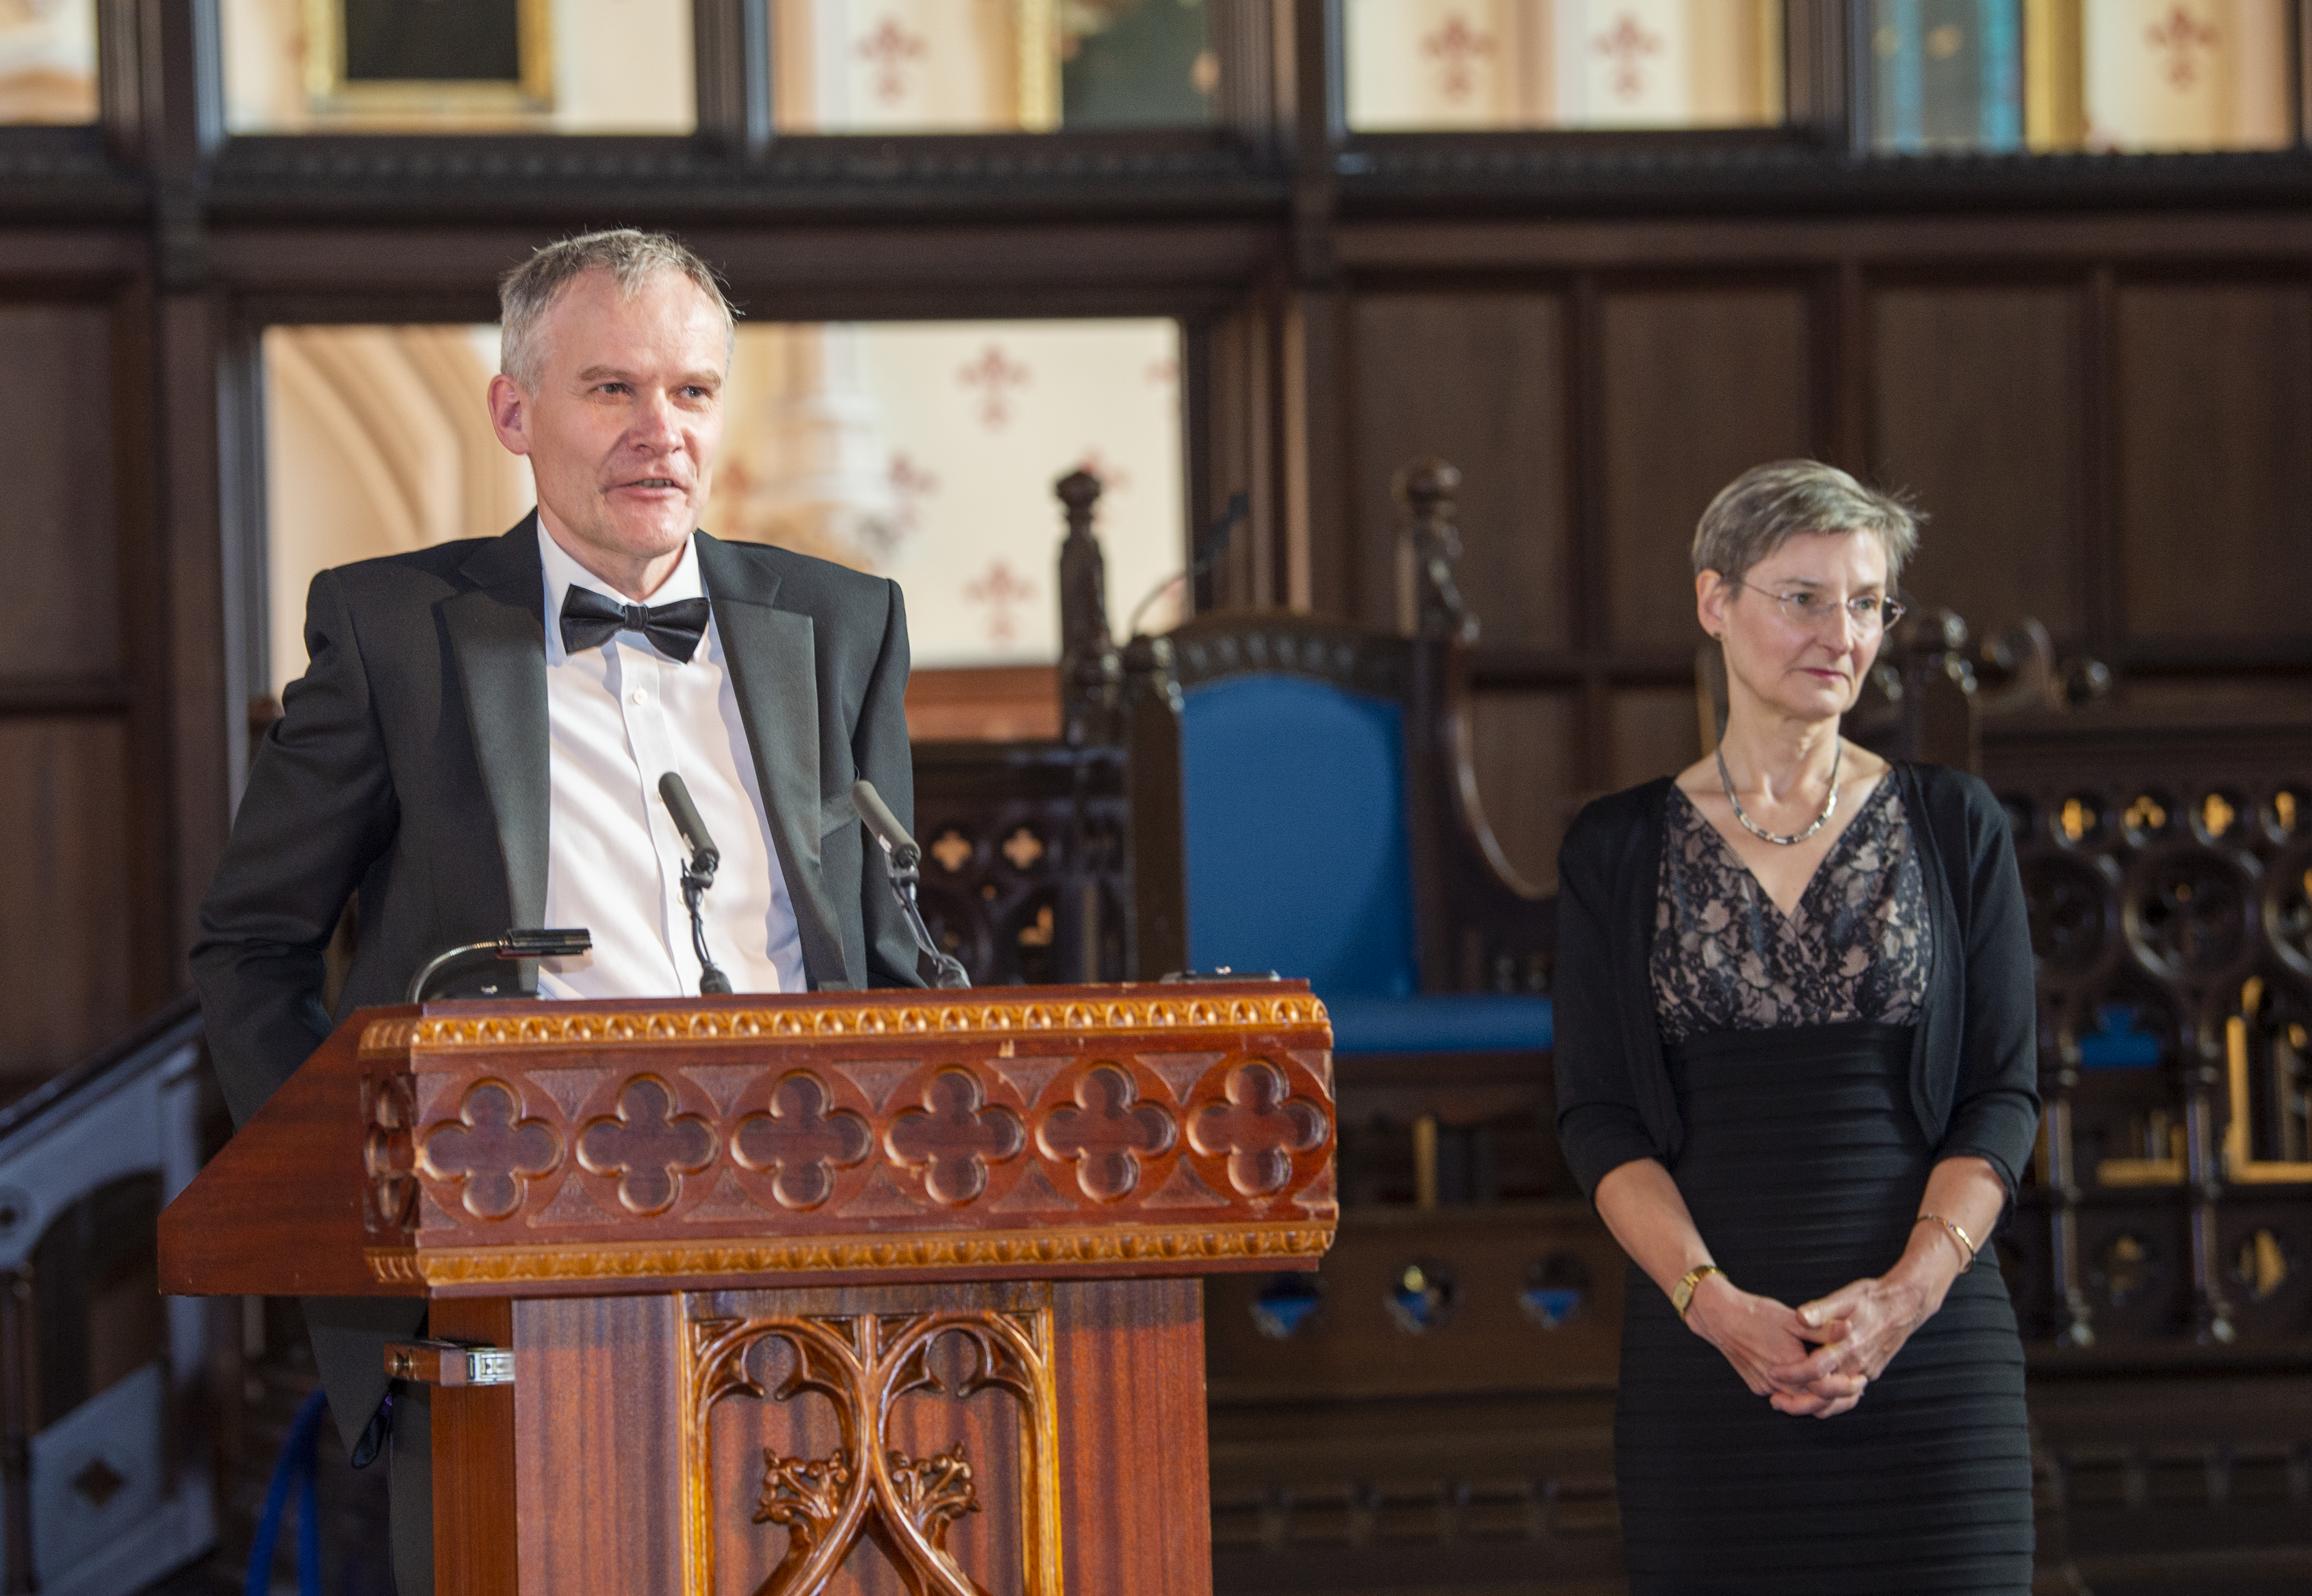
[535,524,806,998]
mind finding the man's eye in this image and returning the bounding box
[1782,592,1816,609]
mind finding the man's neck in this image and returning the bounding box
[538,506,687,602]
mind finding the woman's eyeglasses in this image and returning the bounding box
[1728,581,1906,637]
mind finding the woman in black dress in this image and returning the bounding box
[1554,460,2041,1594]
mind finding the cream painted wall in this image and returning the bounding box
[774,0,1025,132]
[222,0,694,133]
[261,317,1185,692]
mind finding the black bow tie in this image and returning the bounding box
[559,587,711,664]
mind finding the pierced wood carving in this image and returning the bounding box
[686,1301,1060,1596]
[355,983,1337,1291]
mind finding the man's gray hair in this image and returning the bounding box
[1692,459,1922,587]
[498,228,738,391]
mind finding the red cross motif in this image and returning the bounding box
[856,16,928,105]
[964,559,1036,647]
[577,1076,719,1216]
[1145,356,1179,387]
[2143,4,2218,89]
[1189,1061,1329,1197]
[1592,11,1665,101]
[733,1073,873,1210]
[422,1081,562,1220]
[887,1070,1025,1204]
[1421,13,1495,102]
[886,451,938,533]
[957,343,1030,429]
[1074,448,1131,494]
[1038,1066,1179,1201]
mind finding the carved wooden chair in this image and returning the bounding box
[1120,460,1557,1203]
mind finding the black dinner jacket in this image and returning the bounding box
[1551,761,2042,1210]
[191,516,922,1446]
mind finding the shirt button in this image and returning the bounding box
[629,688,647,706]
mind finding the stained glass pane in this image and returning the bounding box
[1866,0,2024,154]
[0,0,98,125]
[1342,0,1786,133]
[221,0,696,133]
[773,0,1219,134]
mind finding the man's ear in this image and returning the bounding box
[487,372,531,457]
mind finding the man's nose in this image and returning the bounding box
[628,391,681,451]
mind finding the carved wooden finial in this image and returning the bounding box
[1056,469,1103,531]
[1055,469,1119,745]
[1391,457,1461,520]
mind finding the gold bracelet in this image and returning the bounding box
[1916,1212,1977,1272]
[1671,1263,1723,1324]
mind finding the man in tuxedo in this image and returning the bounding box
[191,229,922,1592]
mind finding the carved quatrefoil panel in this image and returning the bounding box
[733,1073,874,1210]
[421,1080,563,1220]
[1036,1065,1176,1200]
[364,1075,418,1231]
[578,1076,719,1215]
[886,1070,1025,1204]
[1189,1059,1330,1196]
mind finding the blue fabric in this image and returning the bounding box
[247,1386,327,1596]
[1323,993,1554,1056]
[1181,675,1418,999]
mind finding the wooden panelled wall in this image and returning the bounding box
[4,0,2312,1082]
[1314,222,2312,890]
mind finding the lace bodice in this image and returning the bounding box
[1650,778,1930,1046]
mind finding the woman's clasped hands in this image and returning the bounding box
[1683,1270,1932,1419]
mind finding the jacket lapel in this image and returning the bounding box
[445,519,552,932]
[696,534,849,988]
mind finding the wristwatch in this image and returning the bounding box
[1671,1263,1724,1324]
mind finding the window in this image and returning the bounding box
[773,0,1219,133]
[0,0,97,125]
[221,0,696,133]
[1343,0,1785,133]
[1866,0,2293,155]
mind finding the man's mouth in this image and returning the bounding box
[618,477,683,493]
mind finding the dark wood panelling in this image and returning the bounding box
[1598,288,1812,653]
[2115,284,2312,648]
[0,719,129,1079]
[1468,689,1578,891]
[1872,286,2086,641]
[1607,687,1701,793]
[0,303,119,678]
[1350,294,1570,646]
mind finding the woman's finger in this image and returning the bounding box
[1797,1280,1871,1332]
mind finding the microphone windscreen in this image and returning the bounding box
[850,778,921,868]
[657,772,721,871]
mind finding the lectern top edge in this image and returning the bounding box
[161,981,1340,1301]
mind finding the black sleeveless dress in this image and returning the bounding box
[1615,783,2034,1594]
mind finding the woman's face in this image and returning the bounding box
[1698,529,1891,727]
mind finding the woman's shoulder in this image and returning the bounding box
[1562,776,1675,858]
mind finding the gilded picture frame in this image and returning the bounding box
[301,0,555,121]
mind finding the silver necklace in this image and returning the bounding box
[1717,741,1842,846]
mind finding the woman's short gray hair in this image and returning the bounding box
[498,229,737,392]
[1692,460,1922,587]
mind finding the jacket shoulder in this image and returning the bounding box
[1559,777,1672,878]
[322,537,501,596]
[714,536,895,610]
[1902,761,2008,837]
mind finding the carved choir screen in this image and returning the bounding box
[1990,709,2312,1351]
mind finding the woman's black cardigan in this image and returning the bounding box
[1552,761,2043,1210]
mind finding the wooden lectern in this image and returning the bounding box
[159,981,1335,1595]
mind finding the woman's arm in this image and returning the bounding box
[1771,1154,2007,1416]
[1595,1158,1863,1417]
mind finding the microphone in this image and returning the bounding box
[850,777,921,870]
[406,928,592,1003]
[850,778,969,989]
[657,772,732,996]
[657,772,720,878]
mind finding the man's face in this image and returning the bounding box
[488,268,728,594]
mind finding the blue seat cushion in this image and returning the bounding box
[1321,993,1555,1056]
[1181,674,1418,999]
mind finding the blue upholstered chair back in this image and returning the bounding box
[1180,674,1418,999]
